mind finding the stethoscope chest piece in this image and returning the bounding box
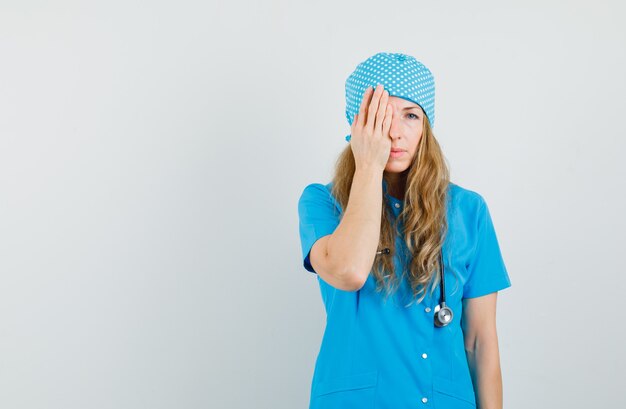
[433,303,453,327]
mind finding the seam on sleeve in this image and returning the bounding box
[463,279,511,299]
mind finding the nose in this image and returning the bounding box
[389,106,402,139]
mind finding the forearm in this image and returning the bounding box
[466,336,503,409]
[327,166,383,288]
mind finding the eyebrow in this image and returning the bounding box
[402,106,421,112]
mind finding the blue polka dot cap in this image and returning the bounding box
[345,52,435,142]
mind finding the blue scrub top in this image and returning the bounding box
[297,180,512,409]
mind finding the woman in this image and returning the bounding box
[297,52,512,409]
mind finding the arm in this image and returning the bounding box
[461,292,504,409]
[308,84,392,291]
[311,166,383,291]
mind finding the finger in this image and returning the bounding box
[382,103,393,137]
[357,86,373,128]
[375,90,389,134]
[350,113,359,134]
[365,84,383,133]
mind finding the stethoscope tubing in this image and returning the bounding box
[376,246,453,327]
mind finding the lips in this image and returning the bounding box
[391,148,406,152]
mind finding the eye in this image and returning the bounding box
[407,113,419,119]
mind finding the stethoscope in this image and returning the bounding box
[376,247,454,327]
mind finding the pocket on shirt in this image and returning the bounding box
[432,375,476,408]
[311,370,378,409]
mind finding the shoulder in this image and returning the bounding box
[300,182,332,196]
[447,181,487,218]
[298,182,342,212]
[299,182,334,203]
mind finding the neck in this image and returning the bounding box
[385,171,408,201]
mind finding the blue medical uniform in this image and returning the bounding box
[297,180,512,409]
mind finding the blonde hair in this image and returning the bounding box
[330,116,457,306]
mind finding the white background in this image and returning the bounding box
[1,0,625,408]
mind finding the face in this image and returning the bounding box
[385,96,425,174]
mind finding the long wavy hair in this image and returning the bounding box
[329,116,455,306]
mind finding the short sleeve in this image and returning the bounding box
[297,183,342,274]
[463,197,512,298]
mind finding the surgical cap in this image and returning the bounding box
[345,52,435,142]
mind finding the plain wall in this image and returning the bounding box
[1,0,625,408]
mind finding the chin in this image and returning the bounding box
[385,163,410,173]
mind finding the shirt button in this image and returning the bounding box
[422,397,428,403]
[425,307,431,313]
[422,353,428,359]
[394,203,400,208]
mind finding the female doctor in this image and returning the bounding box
[297,52,512,409]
